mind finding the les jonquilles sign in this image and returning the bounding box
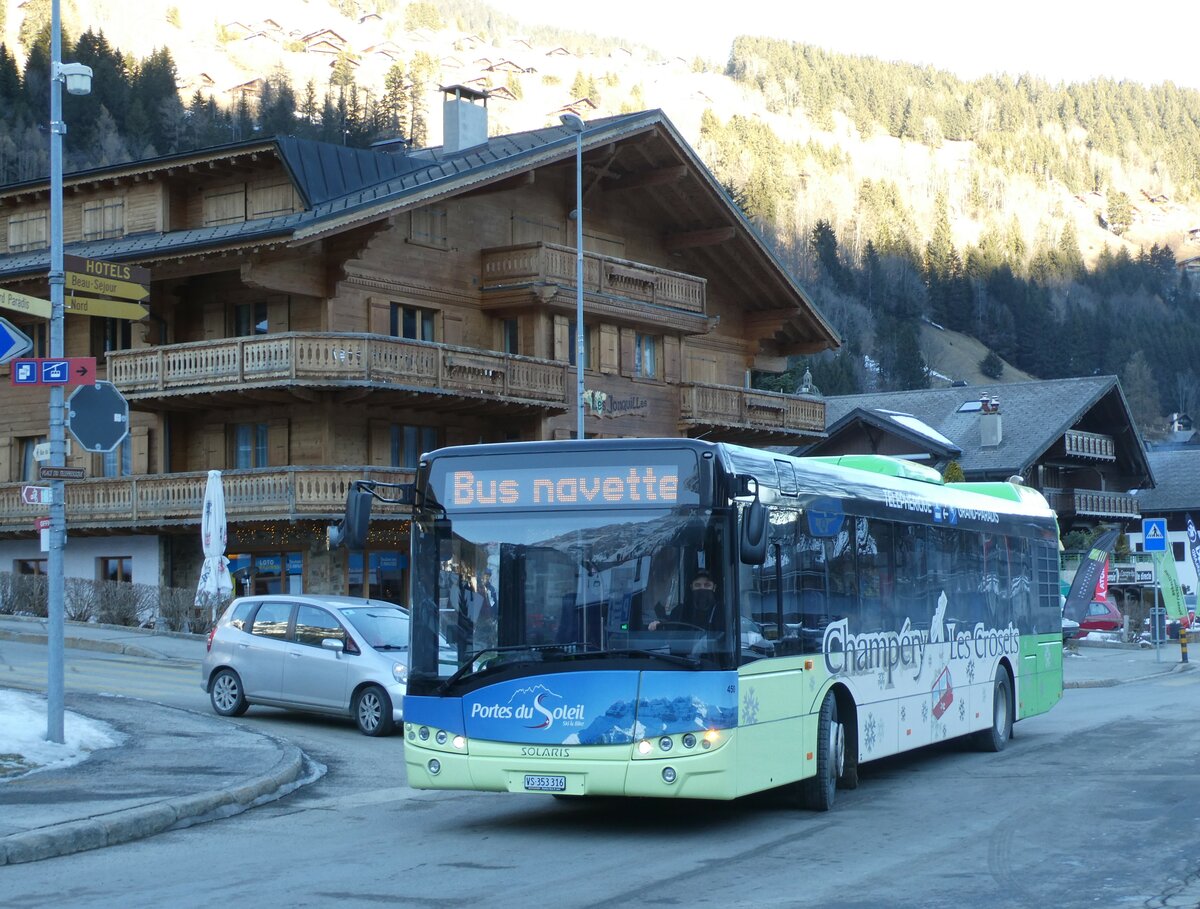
[583,389,649,418]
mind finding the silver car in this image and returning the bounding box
[202,595,414,736]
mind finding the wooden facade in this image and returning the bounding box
[0,108,836,600]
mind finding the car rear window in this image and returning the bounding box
[251,602,292,639]
[228,601,256,632]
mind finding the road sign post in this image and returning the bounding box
[66,380,129,453]
[1143,518,1168,662]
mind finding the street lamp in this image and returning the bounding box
[45,0,92,744]
[559,112,585,440]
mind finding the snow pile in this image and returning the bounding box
[0,690,123,780]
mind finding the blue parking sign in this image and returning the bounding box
[1142,518,1168,553]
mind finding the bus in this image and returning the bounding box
[334,438,1064,810]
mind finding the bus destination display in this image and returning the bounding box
[439,460,699,510]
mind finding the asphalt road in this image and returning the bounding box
[2,643,1199,908]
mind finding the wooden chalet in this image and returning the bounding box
[0,102,837,600]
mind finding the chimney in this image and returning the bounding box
[441,84,489,153]
[980,396,1002,447]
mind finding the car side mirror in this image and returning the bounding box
[321,638,346,653]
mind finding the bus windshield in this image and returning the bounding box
[409,506,733,686]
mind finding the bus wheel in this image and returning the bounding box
[802,691,844,811]
[973,668,1012,752]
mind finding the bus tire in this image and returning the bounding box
[973,667,1012,752]
[802,691,844,811]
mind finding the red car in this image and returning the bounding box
[1079,600,1123,633]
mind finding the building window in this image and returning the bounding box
[391,424,438,469]
[228,552,304,596]
[18,435,46,482]
[347,551,408,604]
[390,304,435,341]
[409,205,448,249]
[502,318,519,354]
[15,559,47,575]
[8,211,48,252]
[91,317,132,356]
[203,186,246,227]
[634,332,659,378]
[82,198,125,241]
[567,321,594,369]
[98,557,132,583]
[233,423,268,468]
[102,439,132,477]
[234,302,269,336]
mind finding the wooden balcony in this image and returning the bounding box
[0,467,414,534]
[106,333,569,412]
[480,243,710,332]
[1063,429,1116,461]
[1042,487,1140,520]
[679,383,825,444]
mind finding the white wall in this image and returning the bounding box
[0,534,162,585]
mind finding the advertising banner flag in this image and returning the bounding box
[1186,515,1200,585]
[1154,550,1187,620]
[1064,529,1120,621]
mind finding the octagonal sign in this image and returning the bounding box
[67,380,129,453]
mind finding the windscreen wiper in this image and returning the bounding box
[438,641,602,691]
[598,648,701,669]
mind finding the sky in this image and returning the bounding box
[483,0,1200,90]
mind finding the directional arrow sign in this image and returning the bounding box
[21,485,51,506]
[65,295,149,320]
[9,357,96,386]
[0,316,33,365]
[64,271,149,302]
[0,288,50,319]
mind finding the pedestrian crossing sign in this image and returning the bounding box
[1142,518,1168,552]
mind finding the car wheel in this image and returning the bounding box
[972,667,1012,752]
[800,690,844,811]
[210,668,249,717]
[354,684,395,737]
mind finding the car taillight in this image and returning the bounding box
[206,626,217,653]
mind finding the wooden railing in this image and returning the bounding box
[679,383,825,436]
[0,467,414,531]
[1042,487,1140,519]
[107,333,568,405]
[1063,429,1116,461]
[480,242,706,313]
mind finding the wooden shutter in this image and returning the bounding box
[442,312,464,346]
[664,336,681,383]
[553,315,569,361]
[202,424,224,470]
[131,425,149,475]
[599,324,619,375]
[0,436,11,482]
[619,328,635,377]
[368,420,391,466]
[267,294,290,332]
[202,301,223,340]
[368,296,390,335]
[267,418,289,466]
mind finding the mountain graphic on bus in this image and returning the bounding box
[931,666,954,720]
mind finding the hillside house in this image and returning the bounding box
[0,102,836,599]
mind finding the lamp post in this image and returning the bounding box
[559,112,585,440]
[46,0,92,743]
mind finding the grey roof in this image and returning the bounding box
[1136,447,1200,512]
[825,406,962,459]
[804,376,1153,480]
[0,112,655,276]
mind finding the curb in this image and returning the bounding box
[0,741,308,866]
[1065,660,1195,689]
[0,629,168,662]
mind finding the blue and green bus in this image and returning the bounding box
[338,438,1063,810]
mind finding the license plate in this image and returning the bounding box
[524,774,566,792]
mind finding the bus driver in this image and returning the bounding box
[648,570,718,631]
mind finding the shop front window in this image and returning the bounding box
[347,550,409,605]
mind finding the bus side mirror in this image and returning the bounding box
[740,498,767,565]
[328,482,374,551]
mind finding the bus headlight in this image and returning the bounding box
[682,733,697,749]
[637,739,652,755]
[435,730,448,745]
[419,726,430,741]
[658,736,673,752]
[662,767,677,784]
[453,735,467,749]
[428,759,441,775]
